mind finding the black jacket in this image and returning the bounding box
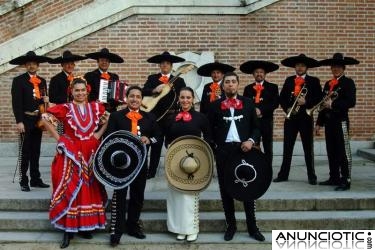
[84,69,119,102]
[316,75,356,126]
[243,80,279,119]
[105,108,162,145]
[279,74,322,116]
[142,73,186,118]
[199,82,225,114]
[207,95,261,147]
[11,73,47,123]
[49,71,70,104]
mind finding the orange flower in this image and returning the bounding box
[253,83,264,104]
[209,83,220,102]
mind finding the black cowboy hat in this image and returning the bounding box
[240,60,279,74]
[93,130,147,189]
[281,54,319,68]
[319,53,360,66]
[85,48,124,63]
[9,51,51,65]
[197,62,235,77]
[49,50,87,64]
[224,148,272,201]
[147,51,185,64]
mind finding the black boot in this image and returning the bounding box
[60,232,73,249]
[110,232,122,247]
[224,223,237,241]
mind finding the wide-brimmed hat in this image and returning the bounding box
[224,148,272,201]
[319,53,360,66]
[49,50,86,64]
[93,130,147,189]
[240,60,279,74]
[281,54,319,68]
[85,48,124,63]
[165,135,214,193]
[147,51,185,64]
[197,62,235,77]
[9,51,51,65]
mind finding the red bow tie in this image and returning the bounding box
[101,72,110,80]
[159,75,169,84]
[175,111,192,122]
[221,98,243,110]
[329,78,339,92]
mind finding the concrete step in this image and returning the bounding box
[1,191,375,212]
[0,231,271,250]
[0,210,374,232]
[357,148,375,162]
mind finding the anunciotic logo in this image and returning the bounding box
[272,230,374,250]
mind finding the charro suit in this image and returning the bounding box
[243,80,279,167]
[208,95,261,233]
[11,73,47,187]
[105,108,161,236]
[316,75,356,185]
[277,74,322,181]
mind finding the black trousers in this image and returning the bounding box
[258,117,274,168]
[215,143,258,232]
[19,116,42,186]
[147,113,172,177]
[110,164,148,234]
[277,113,316,181]
[325,117,352,184]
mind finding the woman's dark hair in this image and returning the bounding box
[179,86,195,98]
[126,85,143,97]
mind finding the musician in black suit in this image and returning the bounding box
[105,86,161,247]
[48,50,86,104]
[315,53,359,191]
[85,48,123,111]
[197,62,235,114]
[142,51,186,179]
[274,54,322,185]
[207,72,264,242]
[10,51,51,192]
[241,60,279,168]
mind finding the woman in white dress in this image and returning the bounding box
[164,87,211,242]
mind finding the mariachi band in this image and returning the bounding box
[10,49,359,248]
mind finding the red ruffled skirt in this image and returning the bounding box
[49,136,107,232]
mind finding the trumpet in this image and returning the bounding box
[306,88,340,116]
[286,87,308,119]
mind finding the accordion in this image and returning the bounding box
[98,79,128,104]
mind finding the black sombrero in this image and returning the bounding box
[240,60,279,74]
[85,48,124,63]
[319,53,360,66]
[281,54,319,68]
[197,62,235,77]
[93,130,147,189]
[49,50,86,64]
[9,51,51,65]
[224,148,272,201]
[147,51,185,64]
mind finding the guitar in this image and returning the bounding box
[141,63,194,120]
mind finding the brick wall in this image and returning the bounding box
[1,0,374,142]
[0,0,93,44]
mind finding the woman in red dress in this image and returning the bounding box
[42,77,109,248]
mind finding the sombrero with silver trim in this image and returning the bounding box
[224,148,272,201]
[165,135,214,193]
[93,130,147,189]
